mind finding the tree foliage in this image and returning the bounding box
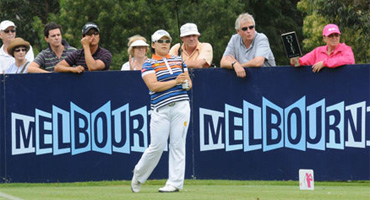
[1,0,305,69]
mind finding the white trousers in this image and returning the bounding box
[133,101,190,189]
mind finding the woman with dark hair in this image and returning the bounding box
[5,37,31,74]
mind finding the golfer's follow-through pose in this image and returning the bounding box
[131,29,192,193]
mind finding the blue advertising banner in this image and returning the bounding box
[2,71,194,182]
[1,65,369,182]
[192,65,370,180]
[0,75,4,181]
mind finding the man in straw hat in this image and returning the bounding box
[5,37,31,74]
[170,23,213,68]
[0,20,34,73]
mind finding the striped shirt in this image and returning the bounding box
[33,40,76,71]
[65,46,112,70]
[142,54,189,110]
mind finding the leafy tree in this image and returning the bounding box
[0,0,60,53]
[1,0,304,68]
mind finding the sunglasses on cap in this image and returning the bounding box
[157,39,171,44]
[3,29,16,33]
[14,48,26,52]
[241,25,255,31]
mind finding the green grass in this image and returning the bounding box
[0,180,369,200]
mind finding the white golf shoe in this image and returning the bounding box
[158,185,179,193]
[131,175,141,193]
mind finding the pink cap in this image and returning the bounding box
[323,24,341,36]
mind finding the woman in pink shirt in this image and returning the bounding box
[290,24,355,73]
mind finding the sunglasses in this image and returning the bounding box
[327,33,340,38]
[241,25,255,31]
[14,48,26,52]
[157,39,171,44]
[3,29,16,33]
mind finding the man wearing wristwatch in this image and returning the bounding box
[220,12,275,78]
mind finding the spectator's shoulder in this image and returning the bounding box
[256,32,268,40]
[201,42,212,48]
[100,47,112,54]
[169,43,180,56]
[230,33,240,40]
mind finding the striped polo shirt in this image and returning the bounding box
[65,46,112,70]
[33,40,76,71]
[142,54,189,110]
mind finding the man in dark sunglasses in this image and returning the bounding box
[220,13,275,78]
[0,20,34,73]
[55,22,112,73]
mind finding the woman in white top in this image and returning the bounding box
[121,35,149,71]
[5,37,31,74]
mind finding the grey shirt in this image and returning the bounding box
[33,40,76,71]
[223,32,276,66]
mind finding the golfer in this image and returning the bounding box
[131,29,192,193]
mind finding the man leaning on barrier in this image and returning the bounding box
[28,22,76,73]
[220,13,275,78]
[55,22,112,73]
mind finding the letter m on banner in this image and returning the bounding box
[199,108,225,151]
[11,113,35,155]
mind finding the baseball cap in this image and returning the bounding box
[82,22,100,35]
[180,23,200,37]
[130,40,149,47]
[151,29,172,42]
[0,20,16,31]
[323,24,341,37]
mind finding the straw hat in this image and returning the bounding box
[7,37,30,57]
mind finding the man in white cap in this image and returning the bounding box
[0,20,34,73]
[169,23,213,68]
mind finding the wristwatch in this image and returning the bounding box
[231,61,236,69]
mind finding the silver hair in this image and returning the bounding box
[235,13,255,30]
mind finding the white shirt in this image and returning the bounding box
[5,62,30,74]
[0,44,34,73]
[121,61,130,71]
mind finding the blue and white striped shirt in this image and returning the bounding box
[142,54,189,110]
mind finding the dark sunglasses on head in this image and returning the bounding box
[157,39,171,44]
[4,29,16,33]
[85,32,99,36]
[241,25,255,31]
[14,48,26,52]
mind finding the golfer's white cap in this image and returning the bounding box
[151,29,172,42]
